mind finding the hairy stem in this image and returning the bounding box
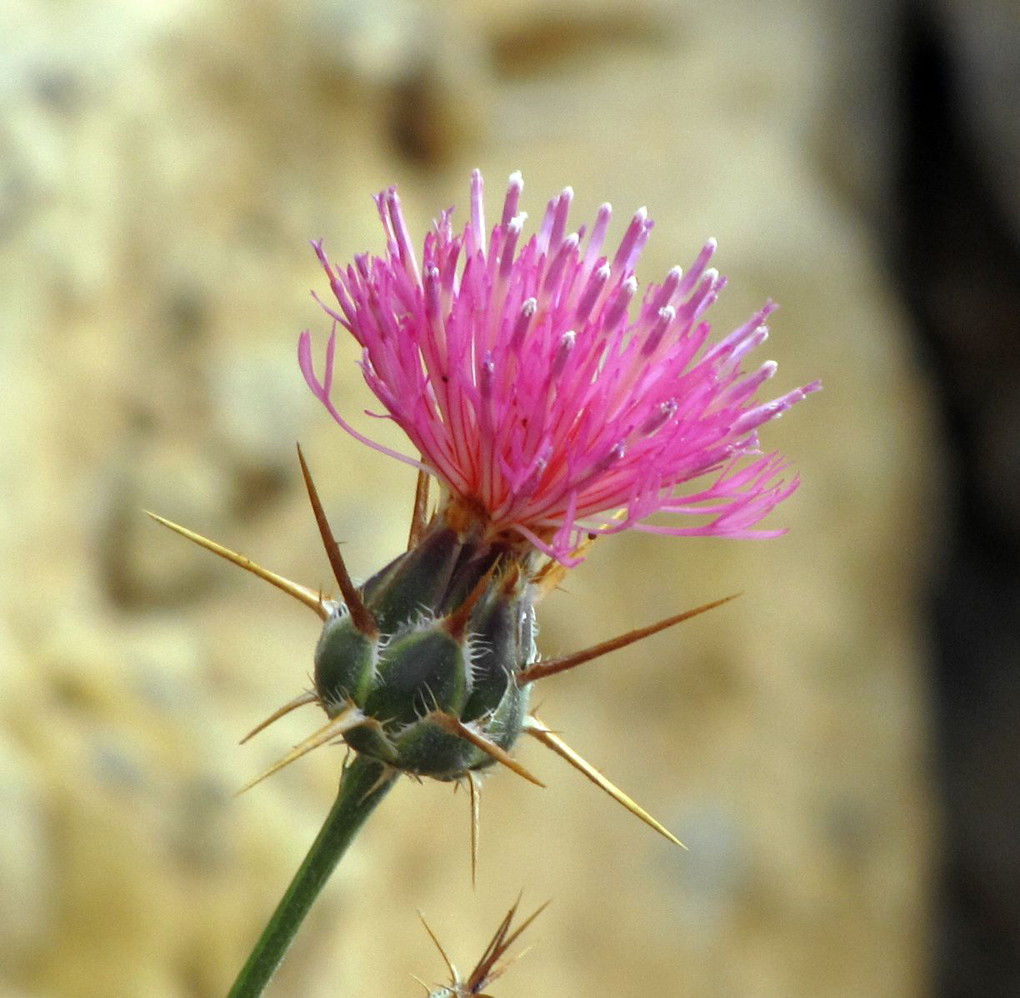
[226,754,398,998]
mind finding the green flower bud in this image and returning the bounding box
[151,456,697,843]
[311,509,536,781]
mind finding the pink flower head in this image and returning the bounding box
[300,170,820,564]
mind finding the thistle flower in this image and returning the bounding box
[300,170,819,566]
[150,170,817,855]
[150,172,818,998]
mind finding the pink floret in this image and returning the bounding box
[300,170,819,563]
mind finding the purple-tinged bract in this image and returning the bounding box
[300,170,819,564]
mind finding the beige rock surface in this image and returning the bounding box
[1,1,937,996]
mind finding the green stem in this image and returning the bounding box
[226,754,398,998]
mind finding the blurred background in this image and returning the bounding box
[2,0,1018,995]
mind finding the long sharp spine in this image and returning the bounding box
[296,444,378,636]
[518,594,740,684]
[523,714,685,847]
[144,511,329,619]
[240,691,319,744]
[236,704,366,794]
[431,712,545,787]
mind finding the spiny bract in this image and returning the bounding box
[313,500,536,781]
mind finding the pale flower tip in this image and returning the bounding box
[508,169,523,189]
[310,239,331,270]
[705,236,718,251]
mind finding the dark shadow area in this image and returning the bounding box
[892,7,1020,997]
